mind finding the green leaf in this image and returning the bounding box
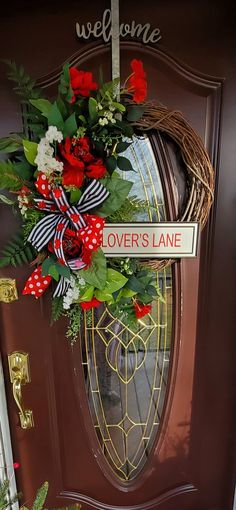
[0,194,15,205]
[114,119,134,137]
[106,269,128,293]
[29,98,52,116]
[59,63,74,103]
[48,265,59,281]
[137,292,153,304]
[41,257,53,275]
[56,264,71,279]
[117,156,134,172]
[80,249,107,290]
[96,174,133,217]
[79,285,94,302]
[14,156,32,180]
[0,135,23,153]
[127,106,145,122]
[47,102,64,131]
[94,269,127,302]
[94,289,113,302]
[120,287,137,298]
[146,284,158,296]
[105,155,117,174]
[51,296,64,325]
[88,97,98,124]
[70,188,82,203]
[63,113,77,137]
[23,140,38,166]
[79,114,86,125]
[116,141,131,153]
[113,101,126,112]
[126,275,145,293]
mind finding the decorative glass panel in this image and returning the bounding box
[81,136,173,481]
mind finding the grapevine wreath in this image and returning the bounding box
[0,60,214,340]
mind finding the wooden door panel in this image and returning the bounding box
[0,2,235,509]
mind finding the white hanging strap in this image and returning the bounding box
[111,0,120,100]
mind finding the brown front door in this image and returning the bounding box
[0,2,235,510]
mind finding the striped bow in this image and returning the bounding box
[27,179,109,297]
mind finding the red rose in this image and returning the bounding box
[134,302,152,319]
[80,297,102,310]
[59,137,86,172]
[128,59,147,104]
[62,168,84,188]
[59,137,85,188]
[85,158,107,179]
[69,67,98,101]
[72,136,93,163]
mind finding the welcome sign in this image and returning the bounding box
[102,223,199,258]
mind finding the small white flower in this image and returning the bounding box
[99,117,109,126]
[63,276,81,310]
[96,103,103,111]
[46,126,63,143]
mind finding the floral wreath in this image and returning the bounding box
[0,59,214,341]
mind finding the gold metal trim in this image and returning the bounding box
[82,137,173,481]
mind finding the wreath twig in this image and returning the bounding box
[132,101,215,271]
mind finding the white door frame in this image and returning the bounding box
[0,355,18,510]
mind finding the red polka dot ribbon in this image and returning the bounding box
[79,215,105,252]
[22,266,52,298]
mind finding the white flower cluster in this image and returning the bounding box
[35,126,64,176]
[17,194,29,217]
[63,275,86,310]
[45,125,63,143]
[97,102,116,126]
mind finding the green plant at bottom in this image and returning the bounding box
[0,480,81,510]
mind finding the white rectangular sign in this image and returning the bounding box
[101,223,199,258]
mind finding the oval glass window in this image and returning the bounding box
[81,135,173,481]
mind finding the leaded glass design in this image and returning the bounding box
[81,136,173,481]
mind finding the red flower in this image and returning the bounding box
[86,158,107,179]
[62,168,84,188]
[59,136,99,188]
[59,137,86,171]
[134,302,152,319]
[69,67,98,102]
[58,136,107,186]
[80,297,102,310]
[128,59,147,103]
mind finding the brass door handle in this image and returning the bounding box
[8,352,34,429]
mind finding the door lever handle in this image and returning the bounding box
[8,352,34,429]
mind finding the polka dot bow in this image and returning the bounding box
[28,179,109,269]
[25,179,109,298]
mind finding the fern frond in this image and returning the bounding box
[0,160,23,191]
[108,195,148,222]
[51,297,64,325]
[0,233,36,268]
[2,60,42,100]
[31,482,49,510]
